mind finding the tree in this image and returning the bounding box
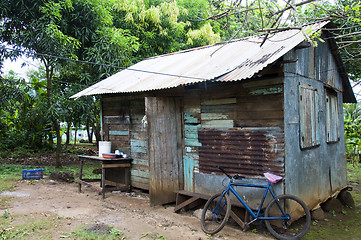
[344,102,361,164]
[112,0,220,60]
[0,0,139,167]
[0,70,51,150]
[296,0,361,84]
[197,1,361,83]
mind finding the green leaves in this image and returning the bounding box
[344,102,361,161]
[187,23,221,46]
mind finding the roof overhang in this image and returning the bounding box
[71,21,356,103]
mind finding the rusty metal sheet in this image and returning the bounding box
[71,23,329,99]
[198,127,285,177]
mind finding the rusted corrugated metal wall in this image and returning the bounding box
[198,128,284,177]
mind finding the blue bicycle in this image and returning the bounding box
[201,167,311,240]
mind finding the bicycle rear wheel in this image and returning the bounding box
[201,192,231,235]
[264,194,311,240]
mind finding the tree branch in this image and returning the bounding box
[271,0,316,16]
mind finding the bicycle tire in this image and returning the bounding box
[264,194,311,240]
[201,192,231,235]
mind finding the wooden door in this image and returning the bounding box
[146,97,184,206]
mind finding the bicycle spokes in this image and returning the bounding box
[201,193,231,235]
[265,195,311,240]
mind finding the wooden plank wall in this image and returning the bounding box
[102,95,149,190]
[183,77,285,183]
[183,95,201,192]
[146,97,183,205]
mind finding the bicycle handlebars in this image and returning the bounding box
[218,167,245,180]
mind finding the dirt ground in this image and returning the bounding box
[2,177,272,240]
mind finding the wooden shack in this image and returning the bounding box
[72,22,356,209]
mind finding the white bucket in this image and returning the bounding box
[98,141,111,157]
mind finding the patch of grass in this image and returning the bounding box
[0,164,24,191]
[42,162,100,179]
[304,206,361,240]
[0,196,13,209]
[0,212,61,240]
[69,225,126,240]
[0,147,38,159]
[141,232,167,239]
[347,163,361,184]
[0,163,99,188]
[304,163,361,240]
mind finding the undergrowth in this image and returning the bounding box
[304,163,361,240]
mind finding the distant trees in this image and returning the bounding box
[344,102,361,164]
[1,0,360,167]
[0,0,220,167]
[0,70,50,150]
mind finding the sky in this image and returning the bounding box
[2,56,39,79]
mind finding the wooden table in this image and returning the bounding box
[77,155,132,199]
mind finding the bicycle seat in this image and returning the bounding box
[264,172,283,183]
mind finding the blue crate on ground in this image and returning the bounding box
[22,168,43,180]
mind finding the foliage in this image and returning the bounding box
[347,162,361,184]
[298,0,361,83]
[1,0,360,167]
[344,102,361,162]
[0,0,222,166]
[0,71,51,150]
[112,0,220,60]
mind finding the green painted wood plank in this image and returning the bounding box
[201,113,230,120]
[184,113,199,124]
[131,169,149,178]
[201,120,234,128]
[249,86,283,95]
[185,132,198,139]
[185,138,202,147]
[109,130,129,136]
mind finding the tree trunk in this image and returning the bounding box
[44,59,61,168]
[48,131,54,148]
[53,119,62,168]
[74,128,78,145]
[90,128,94,144]
[92,122,101,147]
[86,118,92,143]
[66,122,71,145]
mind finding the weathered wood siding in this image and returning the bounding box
[102,95,149,190]
[183,77,285,193]
[283,36,347,209]
[146,97,183,205]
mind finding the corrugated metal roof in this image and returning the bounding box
[71,22,330,99]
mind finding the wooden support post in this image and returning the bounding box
[78,160,84,193]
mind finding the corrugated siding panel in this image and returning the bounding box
[198,128,285,177]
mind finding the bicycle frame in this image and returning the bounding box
[220,180,290,222]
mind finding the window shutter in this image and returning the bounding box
[299,83,319,149]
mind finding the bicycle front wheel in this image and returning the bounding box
[201,192,231,235]
[264,194,311,240]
